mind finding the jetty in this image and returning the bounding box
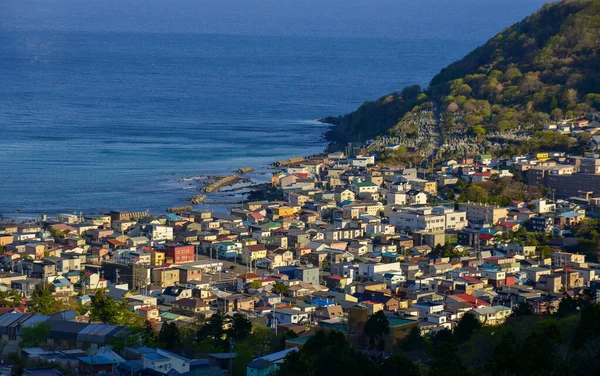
[236,167,255,174]
[202,175,241,193]
[167,205,192,213]
[187,194,207,205]
[274,156,305,167]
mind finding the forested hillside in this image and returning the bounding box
[323,0,600,160]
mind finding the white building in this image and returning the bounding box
[149,225,174,242]
[472,306,512,325]
[358,262,401,278]
[143,349,190,374]
[431,206,468,230]
[272,308,310,325]
[388,207,446,233]
[365,224,395,236]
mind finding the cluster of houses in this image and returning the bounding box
[2,148,600,375]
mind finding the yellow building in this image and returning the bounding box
[274,207,295,217]
[534,152,549,161]
[150,250,165,266]
[243,244,268,263]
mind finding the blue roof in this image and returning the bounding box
[165,213,182,221]
[78,356,118,365]
[144,352,169,361]
[479,228,500,235]
[559,211,582,218]
[310,298,334,307]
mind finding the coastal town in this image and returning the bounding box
[2,116,600,375]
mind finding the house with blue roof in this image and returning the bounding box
[142,348,191,374]
[246,347,298,376]
[214,241,242,259]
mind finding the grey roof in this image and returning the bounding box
[77,323,123,344]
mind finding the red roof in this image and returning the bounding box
[460,276,482,284]
[479,234,495,241]
[473,171,492,177]
[327,275,346,280]
[247,244,267,252]
[237,273,260,280]
[452,294,489,307]
[499,222,518,227]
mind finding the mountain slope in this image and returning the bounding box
[323,0,600,160]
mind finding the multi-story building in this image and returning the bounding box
[149,225,174,242]
[388,207,446,233]
[431,206,467,230]
[458,202,508,226]
[294,267,319,286]
[165,244,195,264]
[152,267,180,287]
[551,251,585,267]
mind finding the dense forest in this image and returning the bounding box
[323,0,600,157]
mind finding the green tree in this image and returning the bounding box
[271,282,289,296]
[90,289,119,324]
[248,280,262,289]
[376,354,420,376]
[536,245,553,259]
[141,320,158,347]
[29,285,60,315]
[465,185,489,202]
[0,290,22,308]
[196,310,227,350]
[453,312,481,342]
[232,341,254,376]
[364,311,390,351]
[19,322,51,348]
[227,313,252,342]
[248,324,275,357]
[275,330,371,376]
[159,322,181,350]
[49,227,64,241]
[512,302,533,316]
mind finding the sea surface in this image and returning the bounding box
[0,0,546,217]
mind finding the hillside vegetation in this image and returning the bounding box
[323,0,600,160]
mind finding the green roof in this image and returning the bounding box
[262,222,282,229]
[388,317,419,328]
[352,181,377,187]
[161,312,182,320]
[286,335,312,345]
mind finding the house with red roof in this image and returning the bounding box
[498,221,520,232]
[471,171,493,183]
[447,293,490,309]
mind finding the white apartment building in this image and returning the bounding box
[552,251,585,267]
[388,207,446,233]
[458,202,508,226]
[431,206,468,230]
[149,225,174,242]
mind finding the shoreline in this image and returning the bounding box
[0,148,327,223]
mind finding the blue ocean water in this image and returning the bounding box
[0,0,546,217]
